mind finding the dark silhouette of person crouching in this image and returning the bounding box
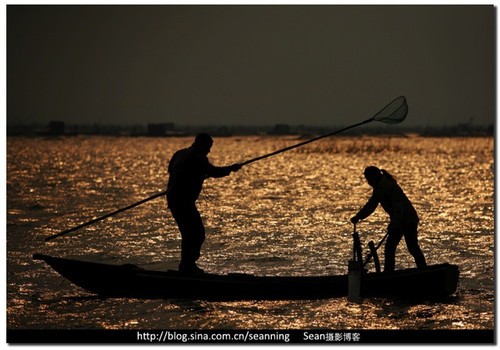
[167,133,241,275]
[351,166,427,272]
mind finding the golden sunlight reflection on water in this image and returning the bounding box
[7,135,494,330]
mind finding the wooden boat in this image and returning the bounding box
[33,253,459,301]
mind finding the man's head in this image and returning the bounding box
[192,133,214,155]
[364,166,383,187]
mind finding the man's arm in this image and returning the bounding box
[206,163,241,178]
[351,192,379,223]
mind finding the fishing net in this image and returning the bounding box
[373,96,408,124]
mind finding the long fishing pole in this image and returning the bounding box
[45,96,407,242]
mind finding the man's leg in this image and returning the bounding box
[384,225,403,272]
[404,223,427,269]
[188,206,205,264]
[172,204,205,272]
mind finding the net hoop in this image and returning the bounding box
[373,96,408,124]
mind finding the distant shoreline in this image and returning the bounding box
[6,123,494,138]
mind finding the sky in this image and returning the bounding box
[6,4,495,127]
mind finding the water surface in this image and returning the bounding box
[7,135,494,330]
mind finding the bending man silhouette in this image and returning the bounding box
[351,166,427,272]
[167,133,241,275]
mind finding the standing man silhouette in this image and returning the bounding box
[167,133,241,275]
[351,166,427,272]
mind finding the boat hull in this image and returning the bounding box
[33,254,459,301]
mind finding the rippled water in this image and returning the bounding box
[7,135,494,330]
